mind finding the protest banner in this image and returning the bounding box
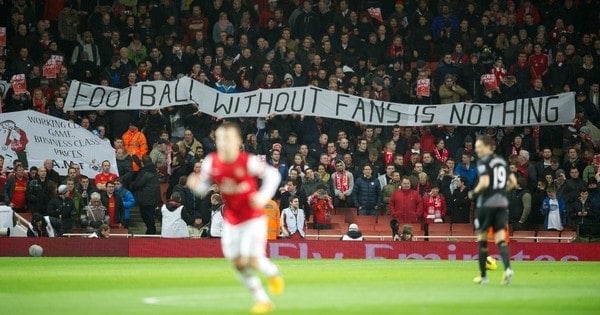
[0,110,117,177]
[64,78,576,127]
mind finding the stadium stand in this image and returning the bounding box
[2,0,599,243]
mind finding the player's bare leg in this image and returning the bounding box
[233,257,274,314]
[250,257,284,295]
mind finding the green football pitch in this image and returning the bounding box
[1,258,598,315]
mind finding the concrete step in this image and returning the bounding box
[127,206,162,235]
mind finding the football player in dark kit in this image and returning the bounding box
[469,135,517,285]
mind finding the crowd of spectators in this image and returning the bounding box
[1,0,600,239]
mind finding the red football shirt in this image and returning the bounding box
[94,172,117,188]
[206,152,264,225]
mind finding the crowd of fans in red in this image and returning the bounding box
[1,0,599,239]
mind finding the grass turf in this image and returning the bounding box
[0,258,598,315]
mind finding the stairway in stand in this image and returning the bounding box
[127,206,162,235]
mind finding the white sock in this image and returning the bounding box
[236,268,270,303]
[256,257,280,278]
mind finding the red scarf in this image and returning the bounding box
[383,149,394,166]
[334,171,349,193]
[434,148,449,163]
[33,98,46,113]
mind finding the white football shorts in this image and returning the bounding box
[221,216,268,259]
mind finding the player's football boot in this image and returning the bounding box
[268,275,285,295]
[501,268,514,285]
[473,276,489,284]
[250,301,274,314]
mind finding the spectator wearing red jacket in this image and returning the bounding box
[529,44,549,82]
[389,177,423,223]
[516,0,541,26]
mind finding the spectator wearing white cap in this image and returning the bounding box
[341,223,363,241]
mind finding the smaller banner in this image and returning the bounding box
[481,73,499,92]
[43,55,63,79]
[10,74,26,94]
[0,110,117,177]
[367,7,384,23]
[416,78,431,97]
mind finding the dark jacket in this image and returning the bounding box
[26,178,55,215]
[116,154,134,188]
[353,175,382,209]
[569,198,596,228]
[449,187,471,223]
[46,196,76,233]
[131,163,161,207]
[171,184,197,218]
[101,192,125,224]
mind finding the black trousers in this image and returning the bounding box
[139,205,156,234]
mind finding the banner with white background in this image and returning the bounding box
[65,78,576,127]
[0,110,117,177]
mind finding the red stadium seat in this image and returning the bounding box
[560,230,577,243]
[304,229,319,240]
[362,234,383,241]
[329,214,346,224]
[334,208,356,223]
[536,230,561,243]
[427,230,450,242]
[351,215,377,231]
[318,229,343,240]
[451,223,472,232]
[411,230,426,241]
[511,230,536,242]
[376,215,392,224]
[450,225,477,242]
[427,223,451,233]
[327,222,343,230]
[18,212,33,222]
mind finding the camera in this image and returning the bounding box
[0,227,10,237]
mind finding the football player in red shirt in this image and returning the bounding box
[188,122,283,314]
